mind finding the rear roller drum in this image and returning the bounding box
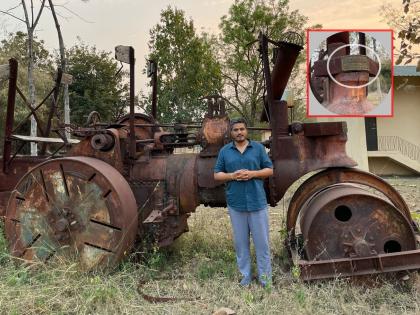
[5,157,138,271]
[300,184,417,261]
[286,168,420,280]
[286,167,416,254]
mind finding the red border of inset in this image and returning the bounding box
[306,29,394,118]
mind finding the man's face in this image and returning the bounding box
[231,123,248,143]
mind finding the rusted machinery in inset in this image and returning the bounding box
[310,31,381,115]
[0,32,419,280]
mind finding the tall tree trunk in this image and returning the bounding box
[48,0,70,139]
[27,28,37,155]
[21,0,46,156]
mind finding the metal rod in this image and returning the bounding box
[260,33,274,123]
[41,68,62,155]
[136,139,155,144]
[129,47,136,159]
[75,122,271,131]
[14,86,48,136]
[271,44,302,133]
[151,60,158,119]
[358,32,367,95]
[50,143,65,157]
[3,58,18,173]
[358,32,366,55]
[8,141,26,165]
[132,123,272,131]
[163,142,200,147]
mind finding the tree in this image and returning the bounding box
[46,0,70,138]
[1,1,92,150]
[219,0,307,126]
[66,44,128,125]
[0,32,54,153]
[1,0,46,155]
[381,0,420,68]
[0,31,52,70]
[0,32,55,113]
[144,6,223,123]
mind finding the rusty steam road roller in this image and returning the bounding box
[0,33,419,280]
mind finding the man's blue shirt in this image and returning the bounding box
[214,140,273,212]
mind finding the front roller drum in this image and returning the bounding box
[5,157,138,271]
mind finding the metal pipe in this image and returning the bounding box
[13,86,47,136]
[358,32,366,55]
[271,100,289,136]
[326,32,350,54]
[41,68,63,155]
[3,58,18,173]
[136,139,155,143]
[269,40,302,135]
[129,47,136,159]
[130,123,272,131]
[271,42,302,101]
[151,61,158,119]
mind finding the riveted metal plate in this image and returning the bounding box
[341,55,370,72]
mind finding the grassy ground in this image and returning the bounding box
[0,177,418,314]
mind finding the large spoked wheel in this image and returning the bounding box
[5,157,138,271]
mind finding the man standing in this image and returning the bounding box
[214,118,273,287]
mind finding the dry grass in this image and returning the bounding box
[0,177,418,314]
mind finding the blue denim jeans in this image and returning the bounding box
[228,206,272,286]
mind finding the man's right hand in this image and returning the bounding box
[233,169,248,181]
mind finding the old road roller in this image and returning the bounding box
[0,32,418,281]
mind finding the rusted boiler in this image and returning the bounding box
[0,32,418,280]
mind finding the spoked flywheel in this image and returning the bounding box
[5,157,138,271]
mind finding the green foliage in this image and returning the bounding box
[144,6,223,123]
[261,274,273,293]
[0,31,53,72]
[295,287,306,306]
[66,44,128,125]
[0,32,55,107]
[219,0,308,126]
[0,32,55,112]
[396,0,419,66]
[291,265,301,279]
[197,257,236,280]
[0,32,56,154]
[144,245,169,271]
[381,1,420,67]
[243,290,255,304]
[0,33,129,141]
[0,199,419,314]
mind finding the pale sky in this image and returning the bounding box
[0,0,403,94]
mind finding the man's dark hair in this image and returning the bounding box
[230,117,247,130]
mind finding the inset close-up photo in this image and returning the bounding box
[308,30,393,116]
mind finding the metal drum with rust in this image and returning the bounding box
[4,157,138,271]
[299,184,417,261]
